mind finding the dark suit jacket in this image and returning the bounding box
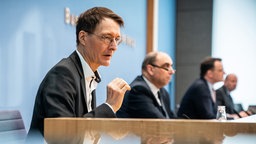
[28,51,115,137]
[216,85,236,114]
[116,75,175,118]
[177,78,217,119]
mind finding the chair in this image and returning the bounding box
[0,110,27,144]
[234,103,244,112]
[248,105,256,114]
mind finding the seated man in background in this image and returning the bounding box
[117,51,176,118]
[177,57,225,119]
[216,73,250,119]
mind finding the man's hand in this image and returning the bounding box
[239,111,251,117]
[106,78,131,112]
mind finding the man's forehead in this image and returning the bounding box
[157,53,172,61]
[214,61,223,67]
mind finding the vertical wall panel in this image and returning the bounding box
[175,0,213,109]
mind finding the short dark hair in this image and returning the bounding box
[200,57,222,78]
[76,7,124,45]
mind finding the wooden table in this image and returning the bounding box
[44,115,256,144]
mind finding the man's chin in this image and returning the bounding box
[101,62,111,67]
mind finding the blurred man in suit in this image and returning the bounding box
[117,51,176,118]
[216,73,250,119]
[177,57,225,119]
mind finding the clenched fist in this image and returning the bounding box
[106,78,131,112]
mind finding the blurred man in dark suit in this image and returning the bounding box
[216,73,250,119]
[117,51,176,119]
[177,57,225,119]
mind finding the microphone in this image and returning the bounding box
[182,114,191,119]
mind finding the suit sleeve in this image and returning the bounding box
[42,65,79,117]
[84,103,115,118]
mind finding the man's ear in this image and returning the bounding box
[206,69,214,78]
[147,64,154,76]
[78,30,88,45]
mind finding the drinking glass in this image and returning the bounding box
[216,106,227,121]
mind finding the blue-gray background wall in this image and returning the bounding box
[0,0,176,131]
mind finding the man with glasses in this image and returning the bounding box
[117,51,176,119]
[177,57,225,119]
[27,7,131,141]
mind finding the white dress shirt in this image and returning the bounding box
[207,81,216,103]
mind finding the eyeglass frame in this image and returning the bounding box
[150,63,175,72]
[87,32,122,45]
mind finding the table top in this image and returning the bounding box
[44,115,256,144]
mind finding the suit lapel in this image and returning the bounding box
[139,76,160,106]
[70,51,88,112]
[158,90,169,118]
[202,78,217,112]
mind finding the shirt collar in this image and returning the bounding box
[206,81,214,91]
[142,76,159,96]
[76,50,99,81]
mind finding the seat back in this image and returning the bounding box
[234,103,244,112]
[248,105,256,114]
[0,110,27,143]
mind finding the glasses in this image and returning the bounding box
[89,32,122,45]
[150,63,175,72]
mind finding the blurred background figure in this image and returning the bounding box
[117,51,176,119]
[177,57,225,119]
[216,73,250,119]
